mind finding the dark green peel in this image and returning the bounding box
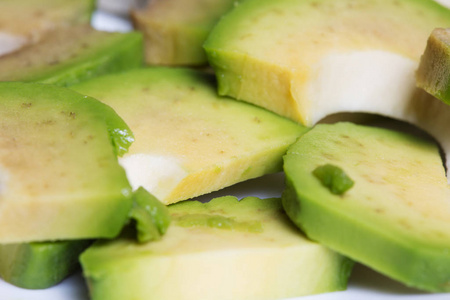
[313,164,354,195]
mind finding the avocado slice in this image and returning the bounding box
[204,0,450,179]
[0,187,169,289]
[129,187,171,243]
[131,0,237,65]
[0,240,92,289]
[282,122,450,292]
[73,68,307,204]
[416,28,450,105]
[0,24,143,86]
[0,82,133,243]
[0,0,94,55]
[81,196,353,300]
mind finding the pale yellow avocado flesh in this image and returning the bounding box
[81,197,352,300]
[0,82,132,243]
[73,68,307,204]
[416,28,450,105]
[131,0,236,65]
[0,24,143,86]
[0,0,94,56]
[283,122,450,291]
[204,0,450,179]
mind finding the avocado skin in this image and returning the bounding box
[0,240,91,289]
[282,122,450,292]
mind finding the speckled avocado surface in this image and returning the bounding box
[73,67,307,204]
[416,28,450,105]
[282,122,450,292]
[0,82,133,243]
[0,25,143,86]
[81,196,353,300]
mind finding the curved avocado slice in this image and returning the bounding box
[0,0,94,56]
[0,82,133,243]
[81,196,353,300]
[204,0,450,180]
[416,28,450,105]
[282,122,450,292]
[131,0,237,65]
[0,187,168,289]
[0,25,143,87]
[73,67,307,205]
[0,240,92,289]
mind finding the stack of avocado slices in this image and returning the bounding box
[1,0,450,299]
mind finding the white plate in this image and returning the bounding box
[1,7,449,300]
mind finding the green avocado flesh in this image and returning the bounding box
[73,68,307,205]
[312,164,354,195]
[204,0,450,124]
[0,240,91,289]
[81,196,353,300]
[131,0,236,65]
[0,82,133,243]
[0,25,143,86]
[416,28,450,105]
[129,187,171,243]
[282,122,450,292]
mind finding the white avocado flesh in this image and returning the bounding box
[204,0,450,180]
[282,122,450,292]
[80,196,353,300]
[73,68,307,204]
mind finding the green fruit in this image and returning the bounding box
[0,0,94,55]
[73,67,307,204]
[131,0,237,65]
[416,27,450,105]
[0,25,143,86]
[129,187,171,243]
[282,122,450,292]
[204,0,450,178]
[0,240,91,289]
[81,196,353,300]
[0,82,133,243]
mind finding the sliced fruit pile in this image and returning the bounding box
[0,0,449,300]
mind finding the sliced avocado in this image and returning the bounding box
[73,68,307,205]
[0,82,133,243]
[131,0,237,65]
[129,187,171,243]
[0,188,168,289]
[0,0,94,55]
[0,240,91,289]
[416,28,450,105]
[0,24,143,87]
[81,196,353,300]
[204,0,450,179]
[282,122,450,292]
